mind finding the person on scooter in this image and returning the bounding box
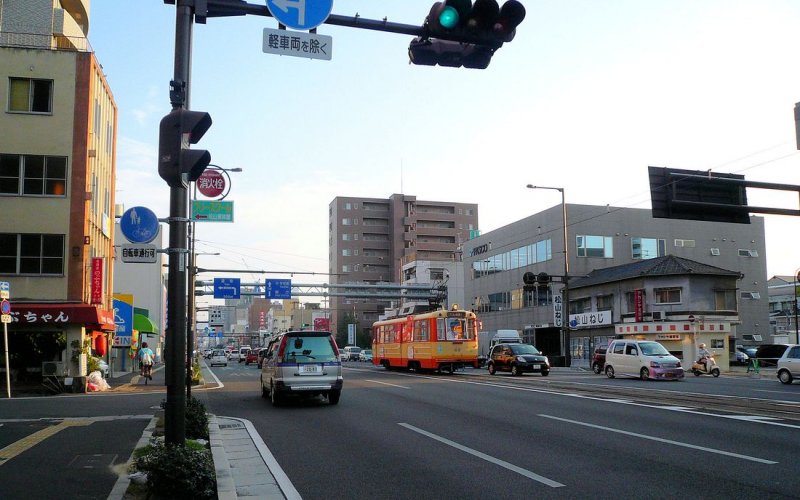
[697,343,713,372]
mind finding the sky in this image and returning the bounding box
[89,1,800,307]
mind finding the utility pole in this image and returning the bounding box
[163,1,193,446]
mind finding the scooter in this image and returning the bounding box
[691,355,721,377]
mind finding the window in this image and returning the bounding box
[596,294,613,311]
[738,249,758,257]
[342,218,352,225]
[740,291,761,300]
[0,154,67,196]
[576,235,613,258]
[674,239,696,248]
[429,268,445,280]
[342,249,352,256]
[631,237,665,260]
[714,289,737,311]
[8,78,53,113]
[654,287,681,304]
[0,233,64,275]
[570,297,591,315]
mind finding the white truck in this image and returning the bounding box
[477,329,522,366]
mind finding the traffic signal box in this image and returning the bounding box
[158,110,212,188]
[409,0,526,69]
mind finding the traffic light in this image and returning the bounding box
[426,0,525,43]
[522,271,536,292]
[158,109,212,188]
[411,1,526,69]
[408,37,493,69]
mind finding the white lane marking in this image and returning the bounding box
[366,379,410,389]
[399,423,565,488]
[539,414,777,465]
[347,367,800,428]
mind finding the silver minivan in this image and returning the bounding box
[604,339,684,381]
[260,331,343,406]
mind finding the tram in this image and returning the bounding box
[371,304,479,373]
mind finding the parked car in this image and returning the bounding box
[244,349,259,365]
[209,349,228,367]
[487,343,550,376]
[359,349,373,362]
[339,348,348,362]
[591,346,607,374]
[260,330,342,406]
[776,345,800,384]
[604,339,684,381]
[755,344,791,367]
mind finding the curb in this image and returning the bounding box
[208,415,236,500]
[107,414,159,500]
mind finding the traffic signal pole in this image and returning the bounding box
[163,1,194,446]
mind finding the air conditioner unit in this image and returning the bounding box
[42,361,65,377]
[651,311,664,321]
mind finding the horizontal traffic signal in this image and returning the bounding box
[426,0,526,44]
[158,109,212,188]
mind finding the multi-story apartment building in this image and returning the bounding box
[463,204,769,366]
[329,194,478,338]
[767,275,799,343]
[0,0,117,387]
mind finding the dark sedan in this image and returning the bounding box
[487,343,550,376]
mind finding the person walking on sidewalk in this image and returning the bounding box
[138,342,155,381]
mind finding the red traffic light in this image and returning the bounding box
[494,0,526,42]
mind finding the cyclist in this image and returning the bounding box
[138,342,155,381]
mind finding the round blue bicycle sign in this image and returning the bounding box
[265,0,333,31]
[120,206,159,244]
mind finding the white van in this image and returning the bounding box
[604,339,684,381]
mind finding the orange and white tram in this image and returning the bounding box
[372,305,479,372]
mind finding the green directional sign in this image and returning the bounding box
[191,200,234,222]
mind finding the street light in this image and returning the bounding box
[187,164,242,398]
[526,184,570,367]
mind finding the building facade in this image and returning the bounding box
[767,275,799,343]
[567,255,741,368]
[463,204,769,366]
[329,194,478,338]
[0,0,118,387]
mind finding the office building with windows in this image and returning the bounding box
[329,194,478,339]
[0,0,118,386]
[462,203,768,366]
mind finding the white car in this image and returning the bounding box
[777,344,800,384]
[210,349,228,367]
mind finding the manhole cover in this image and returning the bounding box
[69,454,118,468]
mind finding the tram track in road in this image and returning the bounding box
[465,373,800,422]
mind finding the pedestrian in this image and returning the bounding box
[138,342,155,380]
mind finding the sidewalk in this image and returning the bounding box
[107,365,297,500]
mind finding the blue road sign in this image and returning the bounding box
[120,206,159,243]
[0,281,9,299]
[113,298,134,346]
[266,0,333,31]
[265,279,292,299]
[213,278,241,299]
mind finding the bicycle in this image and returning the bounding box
[141,363,153,384]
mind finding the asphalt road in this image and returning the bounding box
[202,361,800,499]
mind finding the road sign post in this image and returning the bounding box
[1,283,10,398]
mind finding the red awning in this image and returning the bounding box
[8,303,115,331]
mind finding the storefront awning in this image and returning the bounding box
[8,303,115,331]
[133,313,159,334]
